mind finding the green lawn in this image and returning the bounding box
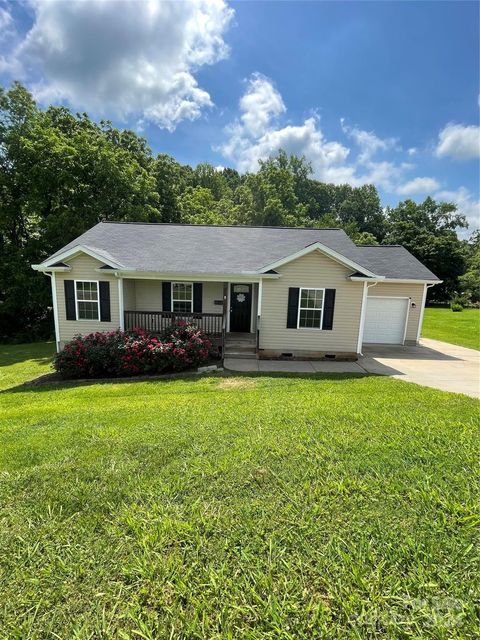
[1,343,479,638]
[422,307,480,351]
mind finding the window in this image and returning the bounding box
[75,280,99,320]
[298,288,324,329]
[172,282,193,313]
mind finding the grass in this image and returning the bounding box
[422,307,480,351]
[0,343,479,638]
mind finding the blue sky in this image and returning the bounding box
[0,0,478,231]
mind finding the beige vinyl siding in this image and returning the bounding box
[202,282,224,313]
[368,282,424,342]
[55,254,120,344]
[133,280,224,313]
[123,279,136,311]
[135,280,162,311]
[260,251,364,353]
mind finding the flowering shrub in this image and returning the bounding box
[54,324,215,379]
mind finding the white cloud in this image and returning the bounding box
[219,74,411,190]
[396,176,440,195]
[0,5,12,31]
[436,123,480,160]
[341,120,398,162]
[220,74,353,180]
[239,72,286,137]
[434,186,480,235]
[2,0,233,131]
[407,147,417,156]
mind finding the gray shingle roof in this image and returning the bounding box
[355,245,440,281]
[41,222,440,281]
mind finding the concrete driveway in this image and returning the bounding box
[360,338,479,399]
[225,338,479,398]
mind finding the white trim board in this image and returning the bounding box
[74,279,100,321]
[47,272,60,352]
[296,287,325,330]
[34,245,124,270]
[350,276,442,284]
[119,272,279,283]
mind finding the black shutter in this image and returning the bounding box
[193,283,202,313]
[99,281,111,321]
[162,281,171,311]
[64,280,76,321]
[322,289,336,330]
[286,287,300,328]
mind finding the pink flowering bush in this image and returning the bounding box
[54,324,215,379]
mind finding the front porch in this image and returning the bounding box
[121,278,261,356]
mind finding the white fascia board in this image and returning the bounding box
[32,264,72,272]
[36,245,124,270]
[349,276,442,284]
[256,243,380,278]
[118,271,280,282]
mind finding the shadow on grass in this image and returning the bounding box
[1,369,371,395]
[0,342,55,367]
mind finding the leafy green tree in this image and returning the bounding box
[221,167,242,192]
[0,83,160,338]
[192,163,229,201]
[153,154,187,222]
[459,231,480,302]
[337,184,386,240]
[179,187,227,224]
[384,198,467,300]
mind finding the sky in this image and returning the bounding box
[0,0,479,233]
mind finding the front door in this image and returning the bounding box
[230,284,252,332]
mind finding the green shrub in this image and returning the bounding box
[450,302,463,312]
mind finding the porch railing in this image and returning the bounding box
[124,310,223,337]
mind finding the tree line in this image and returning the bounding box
[1,83,478,341]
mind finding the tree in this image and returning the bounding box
[0,83,160,338]
[459,231,480,302]
[192,163,229,201]
[153,154,187,223]
[337,184,386,240]
[179,187,228,224]
[384,198,467,300]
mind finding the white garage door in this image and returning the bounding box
[363,297,409,344]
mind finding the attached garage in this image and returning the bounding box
[363,296,409,345]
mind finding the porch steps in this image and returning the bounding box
[224,333,257,359]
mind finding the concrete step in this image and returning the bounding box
[224,343,256,352]
[224,350,257,359]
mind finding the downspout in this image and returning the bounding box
[256,278,263,354]
[416,283,436,342]
[45,271,60,352]
[356,281,378,356]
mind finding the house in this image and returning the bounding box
[32,222,441,359]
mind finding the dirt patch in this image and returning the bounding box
[217,377,258,390]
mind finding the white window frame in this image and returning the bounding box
[171,281,193,313]
[297,287,325,330]
[74,279,100,321]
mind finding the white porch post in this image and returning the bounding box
[117,276,125,331]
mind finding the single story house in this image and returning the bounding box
[32,222,441,359]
